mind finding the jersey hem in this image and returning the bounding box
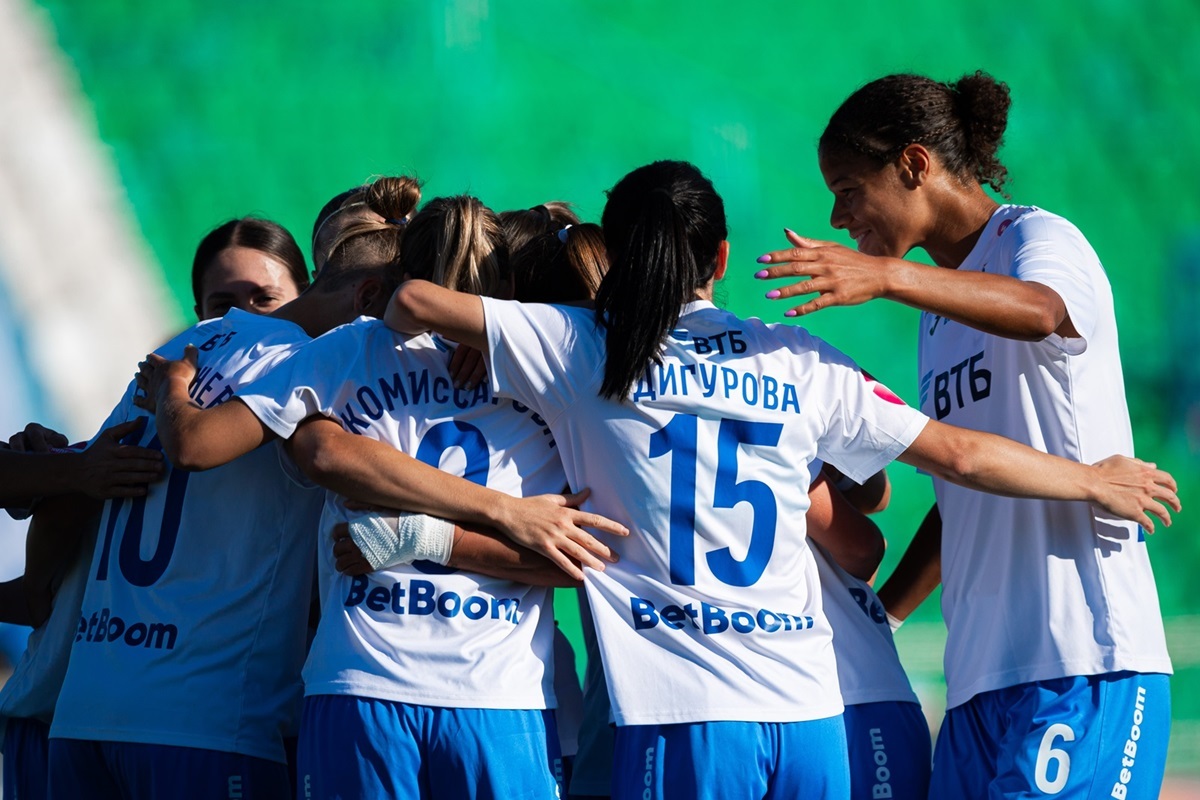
[610,700,845,727]
[946,658,1175,709]
[304,682,553,711]
[46,724,285,763]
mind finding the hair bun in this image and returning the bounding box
[951,71,1011,191]
[367,176,423,225]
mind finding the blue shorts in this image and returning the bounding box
[297,695,562,800]
[930,672,1170,799]
[843,701,930,800]
[47,738,290,800]
[612,716,850,800]
[4,717,51,800]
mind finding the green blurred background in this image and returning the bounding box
[13,0,1200,780]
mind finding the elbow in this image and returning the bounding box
[387,281,432,334]
[844,534,886,582]
[293,434,342,488]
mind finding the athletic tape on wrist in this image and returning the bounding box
[886,612,905,633]
[348,512,455,570]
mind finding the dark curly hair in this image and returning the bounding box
[819,71,1012,195]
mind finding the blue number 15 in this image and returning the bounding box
[648,414,782,587]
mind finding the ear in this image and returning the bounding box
[714,240,730,282]
[354,276,385,315]
[898,143,933,188]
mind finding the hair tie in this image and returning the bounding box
[386,217,408,226]
[556,224,573,244]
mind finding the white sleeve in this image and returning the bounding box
[811,341,929,484]
[1007,213,1102,350]
[237,338,340,440]
[482,298,603,423]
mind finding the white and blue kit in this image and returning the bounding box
[237,317,565,799]
[809,538,930,800]
[918,206,1172,799]
[47,309,323,800]
[0,527,93,800]
[482,297,930,799]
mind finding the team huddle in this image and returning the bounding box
[0,71,1182,800]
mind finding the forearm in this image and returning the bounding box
[156,381,270,470]
[884,259,1065,340]
[292,420,518,531]
[386,281,488,352]
[0,450,86,505]
[806,474,886,581]
[901,420,1097,502]
[448,527,582,588]
[876,504,942,620]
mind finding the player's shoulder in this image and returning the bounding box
[996,205,1090,248]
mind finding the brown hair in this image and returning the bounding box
[820,71,1012,194]
[499,202,581,257]
[316,176,423,294]
[398,195,508,298]
[191,217,308,310]
[511,222,607,303]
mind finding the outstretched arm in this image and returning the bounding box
[756,231,1077,339]
[0,420,164,507]
[876,504,942,623]
[288,417,626,579]
[898,419,1180,531]
[135,346,275,471]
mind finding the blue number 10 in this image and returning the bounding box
[648,414,782,587]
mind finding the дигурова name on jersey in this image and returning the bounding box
[345,576,521,624]
[337,369,555,445]
[919,350,991,420]
[629,595,813,636]
[76,607,178,650]
[629,361,803,414]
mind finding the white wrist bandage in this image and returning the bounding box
[886,612,905,633]
[348,512,455,571]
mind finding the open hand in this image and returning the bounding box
[1090,455,1181,533]
[756,229,893,317]
[76,418,165,499]
[332,522,373,576]
[495,488,628,581]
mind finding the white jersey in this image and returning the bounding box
[483,298,929,726]
[238,317,564,710]
[0,527,94,743]
[811,544,918,707]
[917,205,1172,709]
[50,310,323,763]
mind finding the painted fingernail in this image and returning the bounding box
[755,270,769,279]
[784,310,798,317]
[766,290,781,299]
[784,228,797,236]
[756,255,771,264]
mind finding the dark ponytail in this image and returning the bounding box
[597,161,726,400]
[820,71,1012,195]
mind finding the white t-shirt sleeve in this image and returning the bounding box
[482,298,601,422]
[810,340,929,484]
[1007,213,1101,350]
[237,338,340,439]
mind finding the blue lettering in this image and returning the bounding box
[345,575,368,606]
[432,377,451,404]
[366,586,389,611]
[339,403,372,434]
[409,371,430,404]
[379,372,409,409]
[358,387,385,420]
[781,384,801,414]
[437,591,462,618]
[631,597,659,630]
[463,596,488,619]
[658,363,678,396]
[721,367,739,398]
[762,375,779,409]
[702,601,728,634]
[660,604,686,630]
[409,580,436,615]
[741,374,759,406]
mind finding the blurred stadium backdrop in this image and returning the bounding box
[1,0,1197,787]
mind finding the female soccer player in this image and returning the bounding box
[191,216,310,320]
[756,72,1175,799]
[384,159,1177,800]
[45,183,424,799]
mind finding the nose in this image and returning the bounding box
[829,196,851,230]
